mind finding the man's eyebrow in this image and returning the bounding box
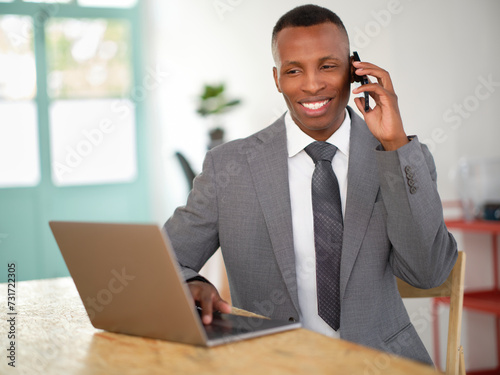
[282,60,301,67]
[319,55,342,62]
[282,56,343,67]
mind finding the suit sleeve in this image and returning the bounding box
[375,136,458,288]
[162,151,220,282]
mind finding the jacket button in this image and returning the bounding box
[288,317,296,322]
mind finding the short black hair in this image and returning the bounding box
[272,4,349,48]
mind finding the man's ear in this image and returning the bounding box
[273,67,282,93]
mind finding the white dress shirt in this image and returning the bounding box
[285,109,351,338]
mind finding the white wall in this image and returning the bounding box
[144,0,500,370]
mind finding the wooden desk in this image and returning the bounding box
[0,278,439,374]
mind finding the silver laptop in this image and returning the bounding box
[49,221,300,346]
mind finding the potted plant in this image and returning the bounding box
[196,83,241,149]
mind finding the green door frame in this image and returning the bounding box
[0,1,153,282]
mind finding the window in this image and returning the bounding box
[0,1,141,188]
[0,0,151,282]
[45,17,137,186]
[0,15,40,187]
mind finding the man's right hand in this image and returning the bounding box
[187,281,232,325]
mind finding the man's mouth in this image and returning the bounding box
[300,99,331,110]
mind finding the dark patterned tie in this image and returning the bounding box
[305,141,343,331]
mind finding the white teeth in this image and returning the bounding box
[302,100,329,110]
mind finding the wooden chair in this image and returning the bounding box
[396,252,466,375]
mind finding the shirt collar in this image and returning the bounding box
[285,108,351,158]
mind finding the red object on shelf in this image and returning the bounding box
[462,291,500,316]
[436,291,500,316]
[446,219,500,289]
[433,219,500,374]
[445,219,500,234]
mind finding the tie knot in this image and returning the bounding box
[305,141,338,163]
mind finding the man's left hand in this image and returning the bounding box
[352,60,409,151]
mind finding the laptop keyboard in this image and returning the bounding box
[195,306,299,342]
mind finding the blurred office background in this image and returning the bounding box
[0,0,499,371]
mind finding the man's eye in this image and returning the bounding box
[286,69,300,75]
[322,65,337,70]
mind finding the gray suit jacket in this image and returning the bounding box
[164,107,457,364]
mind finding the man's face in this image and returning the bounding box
[273,23,351,141]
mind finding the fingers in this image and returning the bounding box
[353,82,380,97]
[352,80,398,111]
[214,298,232,314]
[352,60,394,93]
[198,286,215,325]
[188,281,231,325]
[353,96,367,115]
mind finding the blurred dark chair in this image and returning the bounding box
[175,152,197,191]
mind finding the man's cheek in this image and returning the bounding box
[282,95,295,111]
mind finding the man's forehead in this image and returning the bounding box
[273,23,349,63]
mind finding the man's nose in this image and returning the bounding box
[301,71,326,94]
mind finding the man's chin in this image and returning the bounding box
[301,122,336,133]
[293,123,337,140]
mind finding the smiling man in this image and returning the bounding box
[164,4,457,365]
[272,21,351,142]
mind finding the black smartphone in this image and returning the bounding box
[353,51,370,112]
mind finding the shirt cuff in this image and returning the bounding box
[376,135,415,152]
[186,275,213,285]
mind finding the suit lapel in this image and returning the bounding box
[340,107,381,298]
[246,117,300,314]
[245,110,380,311]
